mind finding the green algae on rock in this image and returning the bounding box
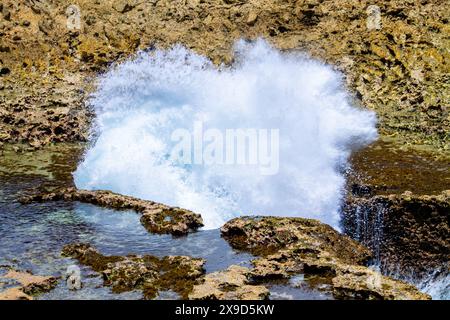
[331,265,432,300]
[20,188,204,235]
[348,139,450,196]
[0,143,83,183]
[61,243,205,299]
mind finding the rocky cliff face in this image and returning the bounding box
[0,0,448,152]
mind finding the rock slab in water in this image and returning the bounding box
[332,265,431,300]
[20,187,204,235]
[0,270,57,300]
[221,216,372,265]
[61,243,205,299]
[221,216,430,300]
[0,0,448,152]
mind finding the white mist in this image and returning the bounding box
[74,39,378,229]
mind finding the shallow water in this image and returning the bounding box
[0,174,252,300]
[0,144,330,300]
[267,275,333,300]
[0,142,447,300]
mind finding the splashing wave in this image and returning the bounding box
[74,39,378,228]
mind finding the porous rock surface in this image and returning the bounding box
[189,265,270,300]
[221,216,431,300]
[342,190,450,278]
[0,0,448,152]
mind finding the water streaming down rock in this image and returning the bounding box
[352,202,385,266]
[343,199,449,300]
[74,39,378,229]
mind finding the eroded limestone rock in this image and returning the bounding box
[221,216,430,300]
[332,265,430,300]
[0,1,448,153]
[221,216,372,265]
[189,265,269,300]
[0,287,32,300]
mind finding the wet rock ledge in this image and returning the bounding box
[20,188,204,235]
[221,217,430,300]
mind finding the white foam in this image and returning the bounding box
[74,39,378,229]
[420,274,450,300]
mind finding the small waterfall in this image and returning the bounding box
[372,203,385,266]
[352,201,385,266]
[74,39,378,229]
